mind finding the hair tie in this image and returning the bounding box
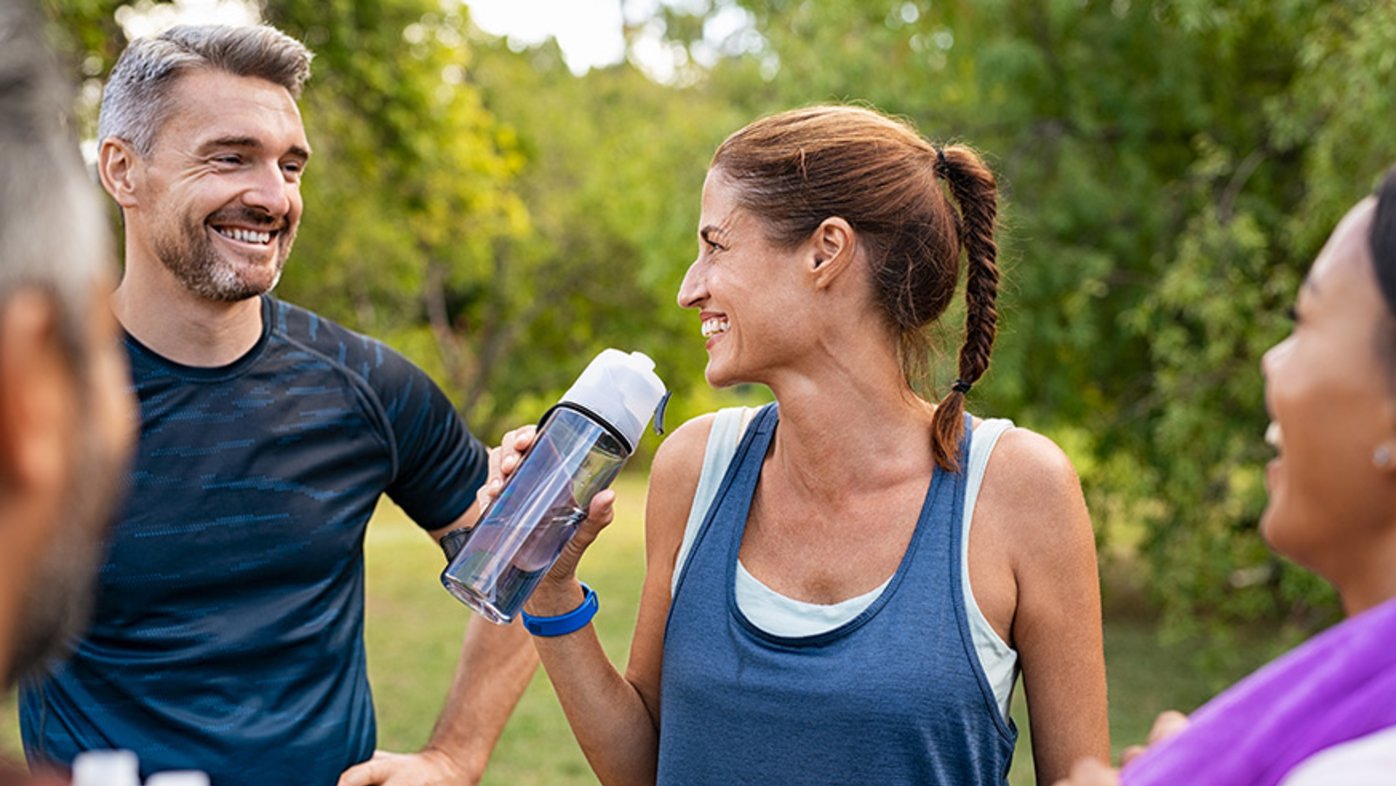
[934,146,948,175]
[951,379,972,395]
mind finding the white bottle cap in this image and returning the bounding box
[559,349,667,453]
[71,750,140,786]
[146,771,212,786]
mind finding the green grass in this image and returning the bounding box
[1,473,1279,784]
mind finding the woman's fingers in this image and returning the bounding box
[1119,710,1190,767]
[1119,745,1147,766]
[546,489,617,583]
[475,475,503,510]
[497,425,537,477]
[1050,758,1119,786]
[1146,710,1190,745]
[478,425,539,509]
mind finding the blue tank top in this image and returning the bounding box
[657,403,1017,785]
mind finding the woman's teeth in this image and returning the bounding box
[701,317,729,338]
[214,226,272,245]
[1265,422,1283,451]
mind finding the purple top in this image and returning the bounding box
[1123,595,1396,786]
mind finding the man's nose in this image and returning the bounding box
[241,162,294,218]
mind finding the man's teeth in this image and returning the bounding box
[214,226,272,245]
[1265,422,1282,451]
[701,317,729,338]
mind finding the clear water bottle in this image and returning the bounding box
[441,349,666,623]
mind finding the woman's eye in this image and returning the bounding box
[1286,306,1299,324]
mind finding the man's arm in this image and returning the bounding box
[338,499,539,786]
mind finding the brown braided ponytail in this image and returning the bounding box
[928,146,999,472]
[711,106,1001,472]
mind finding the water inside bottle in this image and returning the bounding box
[441,407,627,622]
[445,504,587,620]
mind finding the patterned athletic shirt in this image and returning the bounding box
[20,296,488,786]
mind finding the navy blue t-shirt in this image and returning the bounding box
[19,297,488,786]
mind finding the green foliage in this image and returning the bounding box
[460,38,746,439]
[1119,0,1396,626]
[684,0,1395,628]
[46,0,1396,627]
[262,0,532,437]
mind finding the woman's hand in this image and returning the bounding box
[474,424,538,511]
[1051,758,1119,786]
[479,424,617,616]
[1121,710,1190,766]
[1050,710,1191,786]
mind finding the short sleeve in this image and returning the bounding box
[370,346,488,530]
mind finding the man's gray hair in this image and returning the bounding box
[0,1,111,370]
[98,24,312,154]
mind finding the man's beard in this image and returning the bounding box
[153,206,295,302]
[4,420,129,688]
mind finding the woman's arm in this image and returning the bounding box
[974,428,1110,785]
[520,415,712,786]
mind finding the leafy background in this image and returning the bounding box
[15,0,1396,780]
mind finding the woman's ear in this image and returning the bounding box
[1375,390,1396,475]
[809,217,857,290]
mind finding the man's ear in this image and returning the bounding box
[809,216,857,290]
[97,138,141,209]
[0,292,74,495]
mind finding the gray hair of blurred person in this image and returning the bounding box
[0,1,122,688]
[97,23,312,154]
[0,1,110,369]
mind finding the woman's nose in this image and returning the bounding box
[677,259,705,309]
[1261,335,1293,381]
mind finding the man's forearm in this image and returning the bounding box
[425,616,538,780]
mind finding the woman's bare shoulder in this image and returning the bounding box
[976,425,1092,560]
[644,412,718,547]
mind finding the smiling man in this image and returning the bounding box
[17,25,536,786]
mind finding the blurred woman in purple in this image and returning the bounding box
[1058,170,1396,786]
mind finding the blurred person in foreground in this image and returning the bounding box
[488,105,1110,785]
[0,0,137,781]
[17,23,535,786]
[1055,170,1396,786]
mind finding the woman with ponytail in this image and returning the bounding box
[492,105,1109,785]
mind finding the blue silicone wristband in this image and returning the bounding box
[521,582,598,637]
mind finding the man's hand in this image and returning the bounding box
[338,748,479,786]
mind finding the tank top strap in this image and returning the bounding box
[669,403,779,603]
[672,406,755,596]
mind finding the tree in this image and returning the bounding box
[47,0,1396,623]
[658,0,1396,625]
[263,0,531,435]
